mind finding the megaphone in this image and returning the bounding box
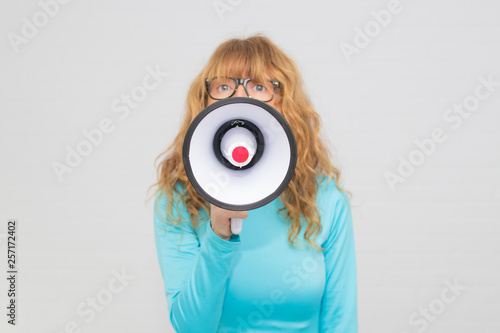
[182,97,297,235]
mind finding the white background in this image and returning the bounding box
[1,0,499,332]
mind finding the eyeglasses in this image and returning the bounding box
[205,77,280,102]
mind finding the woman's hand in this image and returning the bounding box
[210,204,248,241]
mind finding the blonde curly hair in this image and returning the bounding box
[149,35,351,251]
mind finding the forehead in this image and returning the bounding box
[208,57,271,81]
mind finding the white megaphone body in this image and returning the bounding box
[182,97,297,235]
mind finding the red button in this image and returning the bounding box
[232,146,249,163]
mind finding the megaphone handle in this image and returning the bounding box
[231,217,243,235]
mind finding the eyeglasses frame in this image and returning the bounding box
[205,77,280,102]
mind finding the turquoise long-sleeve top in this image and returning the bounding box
[154,177,358,332]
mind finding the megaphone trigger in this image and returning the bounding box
[231,217,243,235]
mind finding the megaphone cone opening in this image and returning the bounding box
[213,118,265,171]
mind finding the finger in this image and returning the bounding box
[211,205,248,219]
[229,211,248,219]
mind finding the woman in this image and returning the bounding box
[151,35,358,332]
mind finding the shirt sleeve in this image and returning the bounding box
[320,189,358,332]
[153,191,242,333]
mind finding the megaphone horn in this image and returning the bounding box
[183,97,297,235]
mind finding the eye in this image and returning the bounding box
[253,84,266,92]
[217,84,230,92]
